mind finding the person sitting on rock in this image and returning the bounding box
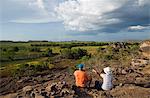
[93,67,113,90]
[74,64,92,88]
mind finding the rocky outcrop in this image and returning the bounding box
[110,85,150,98]
[131,59,149,67]
[140,41,150,58]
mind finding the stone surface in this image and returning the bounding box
[0,93,17,98]
[23,86,33,93]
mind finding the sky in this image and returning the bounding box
[0,0,150,41]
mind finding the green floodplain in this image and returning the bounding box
[0,40,140,77]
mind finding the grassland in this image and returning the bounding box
[0,41,140,77]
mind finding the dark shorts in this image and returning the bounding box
[94,80,103,90]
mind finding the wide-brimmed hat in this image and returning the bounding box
[104,67,112,74]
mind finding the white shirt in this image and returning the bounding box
[100,73,113,90]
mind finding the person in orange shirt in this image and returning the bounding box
[74,64,91,88]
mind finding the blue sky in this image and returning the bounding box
[1,0,150,41]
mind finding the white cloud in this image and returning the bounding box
[55,0,124,31]
[128,25,148,30]
[28,0,45,9]
[36,0,45,9]
[55,0,150,31]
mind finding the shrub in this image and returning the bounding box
[71,48,87,59]
[97,47,106,52]
[60,44,73,49]
[129,45,139,51]
[60,48,73,59]
[60,48,88,59]
[11,61,55,77]
[45,48,53,57]
[30,47,41,52]
[103,54,113,60]
[81,55,90,61]
[13,47,19,52]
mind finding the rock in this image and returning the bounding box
[16,95,23,98]
[124,84,135,87]
[131,59,149,67]
[135,77,147,84]
[17,79,23,83]
[142,65,150,74]
[35,95,45,98]
[23,86,33,93]
[0,93,17,98]
[45,83,57,92]
[128,68,134,73]
[111,85,150,98]
[121,69,127,75]
[46,81,67,96]
[57,81,67,89]
[50,92,56,96]
[140,41,150,58]
[30,92,35,98]
[60,88,70,96]
[23,86,33,96]
[70,90,75,95]
[18,77,32,83]
[119,83,123,87]
[50,96,55,98]
[40,91,47,97]
[24,96,31,98]
[143,83,150,88]
[114,67,123,75]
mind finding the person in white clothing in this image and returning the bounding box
[100,67,113,90]
[93,67,113,90]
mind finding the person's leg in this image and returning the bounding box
[87,79,92,88]
[94,80,102,90]
[72,85,81,95]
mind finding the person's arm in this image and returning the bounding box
[74,71,77,77]
[100,73,105,78]
[92,69,101,77]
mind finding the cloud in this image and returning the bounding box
[5,0,60,23]
[36,0,45,9]
[10,17,58,23]
[128,25,148,30]
[28,0,45,9]
[55,0,150,32]
[3,0,149,32]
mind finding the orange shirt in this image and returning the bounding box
[74,70,88,87]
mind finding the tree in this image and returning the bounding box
[13,47,19,52]
[60,48,73,59]
[60,48,88,59]
[46,48,53,57]
[30,47,41,52]
[71,48,88,59]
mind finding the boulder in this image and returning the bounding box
[121,69,127,75]
[23,86,33,93]
[45,83,57,92]
[140,41,150,58]
[22,85,33,96]
[131,59,149,67]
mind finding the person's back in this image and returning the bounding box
[100,67,113,90]
[74,64,90,87]
[74,70,88,87]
